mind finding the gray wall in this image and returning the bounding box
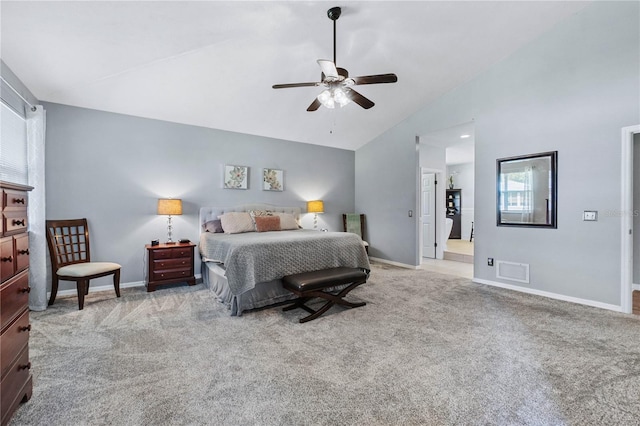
[634,134,640,284]
[44,102,355,290]
[356,1,639,306]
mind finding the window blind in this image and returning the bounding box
[0,101,28,184]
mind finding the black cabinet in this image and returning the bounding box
[446,189,462,239]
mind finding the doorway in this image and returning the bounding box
[621,124,640,314]
[418,121,475,269]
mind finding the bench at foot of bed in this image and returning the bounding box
[281,267,367,323]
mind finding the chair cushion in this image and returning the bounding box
[57,262,121,277]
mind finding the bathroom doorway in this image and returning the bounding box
[418,121,475,269]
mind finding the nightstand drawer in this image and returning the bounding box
[153,258,191,270]
[150,249,173,260]
[151,269,192,282]
[171,247,192,258]
[150,247,192,260]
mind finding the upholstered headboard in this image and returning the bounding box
[199,204,302,231]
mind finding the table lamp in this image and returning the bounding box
[157,198,182,244]
[307,200,324,229]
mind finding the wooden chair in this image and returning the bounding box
[342,213,369,254]
[46,218,121,310]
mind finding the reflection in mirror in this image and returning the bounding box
[497,151,557,228]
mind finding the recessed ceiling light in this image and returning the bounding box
[460,134,471,139]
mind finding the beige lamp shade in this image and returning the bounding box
[307,200,324,214]
[157,199,183,215]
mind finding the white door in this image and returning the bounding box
[422,172,436,258]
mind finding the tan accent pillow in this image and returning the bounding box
[219,212,255,234]
[254,216,281,232]
[276,212,299,230]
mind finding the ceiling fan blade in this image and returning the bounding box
[346,89,375,109]
[317,60,339,79]
[307,98,322,112]
[272,82,319,89]
[352,73,398,85]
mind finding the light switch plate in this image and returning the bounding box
[583,211,598,221]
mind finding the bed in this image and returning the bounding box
[199,204,370,316]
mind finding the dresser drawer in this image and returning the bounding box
[1,310,29,379]
[3,211,28,235]
[0,270,29,330]
[151,269,192,282]
[153,257,191,270]
[2,189,28,211]
[0,347,31,420]
[150,248,173,260]
[1,236,15,282]
[150,247,192,260]
[171,247,192,258]
[14,234,29,274]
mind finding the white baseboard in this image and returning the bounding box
[369,257,419,270]
[49,274,203,298]
[633,283,640,291]
[472,277,624,313]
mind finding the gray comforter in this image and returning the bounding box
[199,230,370,295]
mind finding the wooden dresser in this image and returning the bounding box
[1,181,33,426]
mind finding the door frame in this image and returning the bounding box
[621,124,640,314]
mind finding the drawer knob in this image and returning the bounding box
[20,287,31,294]
[19,324,32,332]
[18,362,31,371]
[13,198,25,204]
[18,249,30,255]
[1,256,13,262]
[12,219,26,226]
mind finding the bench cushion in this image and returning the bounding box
[283,267,367,293]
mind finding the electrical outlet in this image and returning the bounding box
[583,211,598,221]
[487,258,494,266]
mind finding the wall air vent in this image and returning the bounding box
[496,261,530,284]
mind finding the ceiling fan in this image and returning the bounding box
[272,6,398,112]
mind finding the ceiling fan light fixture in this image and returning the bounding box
[334,88,350,107]
[317,89,335,108]
[317,88,350,109]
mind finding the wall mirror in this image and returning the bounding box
[497,151,557,228]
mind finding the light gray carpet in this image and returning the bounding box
[10,263,640,425]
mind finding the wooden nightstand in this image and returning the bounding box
[145,242,196,292]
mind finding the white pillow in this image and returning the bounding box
[219,212,255,234]
[276,212,299,230]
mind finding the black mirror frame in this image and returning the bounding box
[496,151,558,228]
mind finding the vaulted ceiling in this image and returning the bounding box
[1,1,589,150]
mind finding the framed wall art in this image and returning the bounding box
[263,168,283,191]
[224,165,249,189]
